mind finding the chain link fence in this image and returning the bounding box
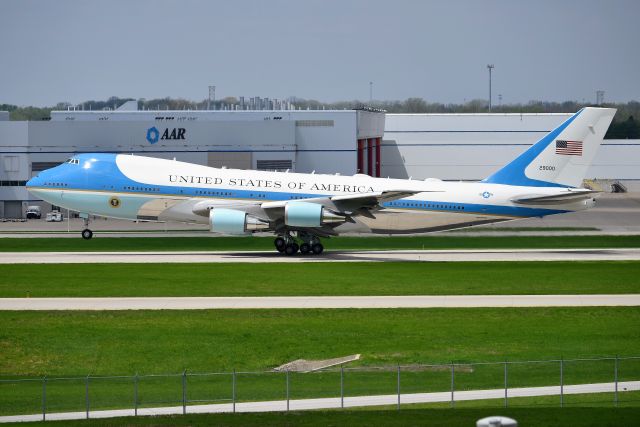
[1,356,639,420]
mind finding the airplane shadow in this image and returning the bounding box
[220,250,426,262]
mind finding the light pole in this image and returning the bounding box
[487,64,494,112]
[369,81,373,103]
[208,86,216,110]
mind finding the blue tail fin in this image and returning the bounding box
[481,107,616,188]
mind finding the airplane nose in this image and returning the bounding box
[26,170,48,188]
[26,176,40,188]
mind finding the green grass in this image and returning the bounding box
[1,235,640,252]
[2,308,638,375]
[374,391,640,410]
[1,261,639,298]
[3,407,640,427]
[2,308,639,416]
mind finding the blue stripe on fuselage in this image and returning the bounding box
[28,153,568,218]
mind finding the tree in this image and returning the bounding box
[403,98,428,113]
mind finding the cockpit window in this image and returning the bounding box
[65,158,80,165]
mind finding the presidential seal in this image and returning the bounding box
[109,197,121,208]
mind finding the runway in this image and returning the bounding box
[1,380,637,423]
[2,247,640,263]
[2,294,639,310]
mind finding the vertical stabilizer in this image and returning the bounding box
[482,107,616,187]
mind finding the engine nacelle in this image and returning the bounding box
[209,208,269,235]
[284,202,346,227]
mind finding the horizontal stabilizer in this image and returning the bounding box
[511,190,599,205]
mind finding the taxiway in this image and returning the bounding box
[1,247,640,263]
[2,294,639,310]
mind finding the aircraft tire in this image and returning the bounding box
[274,237,286,252]
[81,229,93,240]
[311,243,324,255]
[285,243,299,256]
[300,243,311,254]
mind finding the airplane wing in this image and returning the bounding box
[260,190,424,218]
[191,199,267,218]
[187,189,437,236]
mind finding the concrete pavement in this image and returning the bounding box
[1,380,637,423]
[1,248,640,263]
[2,294,639,310]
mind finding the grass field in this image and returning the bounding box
[3,406,640,426]
[1,261,639,298]
[2,235,638,420]
[1,235,640,252]
[2,308,638,375]
[2,308,639,416]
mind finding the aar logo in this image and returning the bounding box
[146,126,186,144]
[146,127,160,144]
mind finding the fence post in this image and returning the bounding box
[182,370,187,415]
[85,375,90,419]
[134,373,138,417]
[232,369,236,413]
[504,361,508,408]
[286,369,290,412]
[560,357,564,408]
[41,376,46,422]
[340,366,344,409]
[614,355,619,407]
[397,364,401,410]
[450,362,455,408]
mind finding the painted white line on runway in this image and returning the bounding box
[1,294,639,310]
[1,380,637,423]
[1,248,640,263]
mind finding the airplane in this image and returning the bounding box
[26,107,616,255]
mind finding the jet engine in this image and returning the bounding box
[209,208,269,235]
[284,202,346,227]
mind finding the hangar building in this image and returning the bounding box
[0,109,385,218]
[381,113,640,182]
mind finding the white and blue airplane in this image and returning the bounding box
[26,107,615,255]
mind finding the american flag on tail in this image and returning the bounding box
[555,140,583,156]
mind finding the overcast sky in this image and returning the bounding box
[1,0,639,106]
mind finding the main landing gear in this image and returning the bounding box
[80,214,93,240]
[274,232,324,256]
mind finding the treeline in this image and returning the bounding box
[2,97,639,139]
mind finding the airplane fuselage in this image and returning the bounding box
[27,153,593,235]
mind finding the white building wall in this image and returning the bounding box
[293,111,357,174]
[383,113,640,183]
[51,109,367,175]
[589,140,640,181]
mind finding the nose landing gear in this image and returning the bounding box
[274,232,324,256]
[80,214,93,240]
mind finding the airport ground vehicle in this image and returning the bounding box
[45,210,63,222]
